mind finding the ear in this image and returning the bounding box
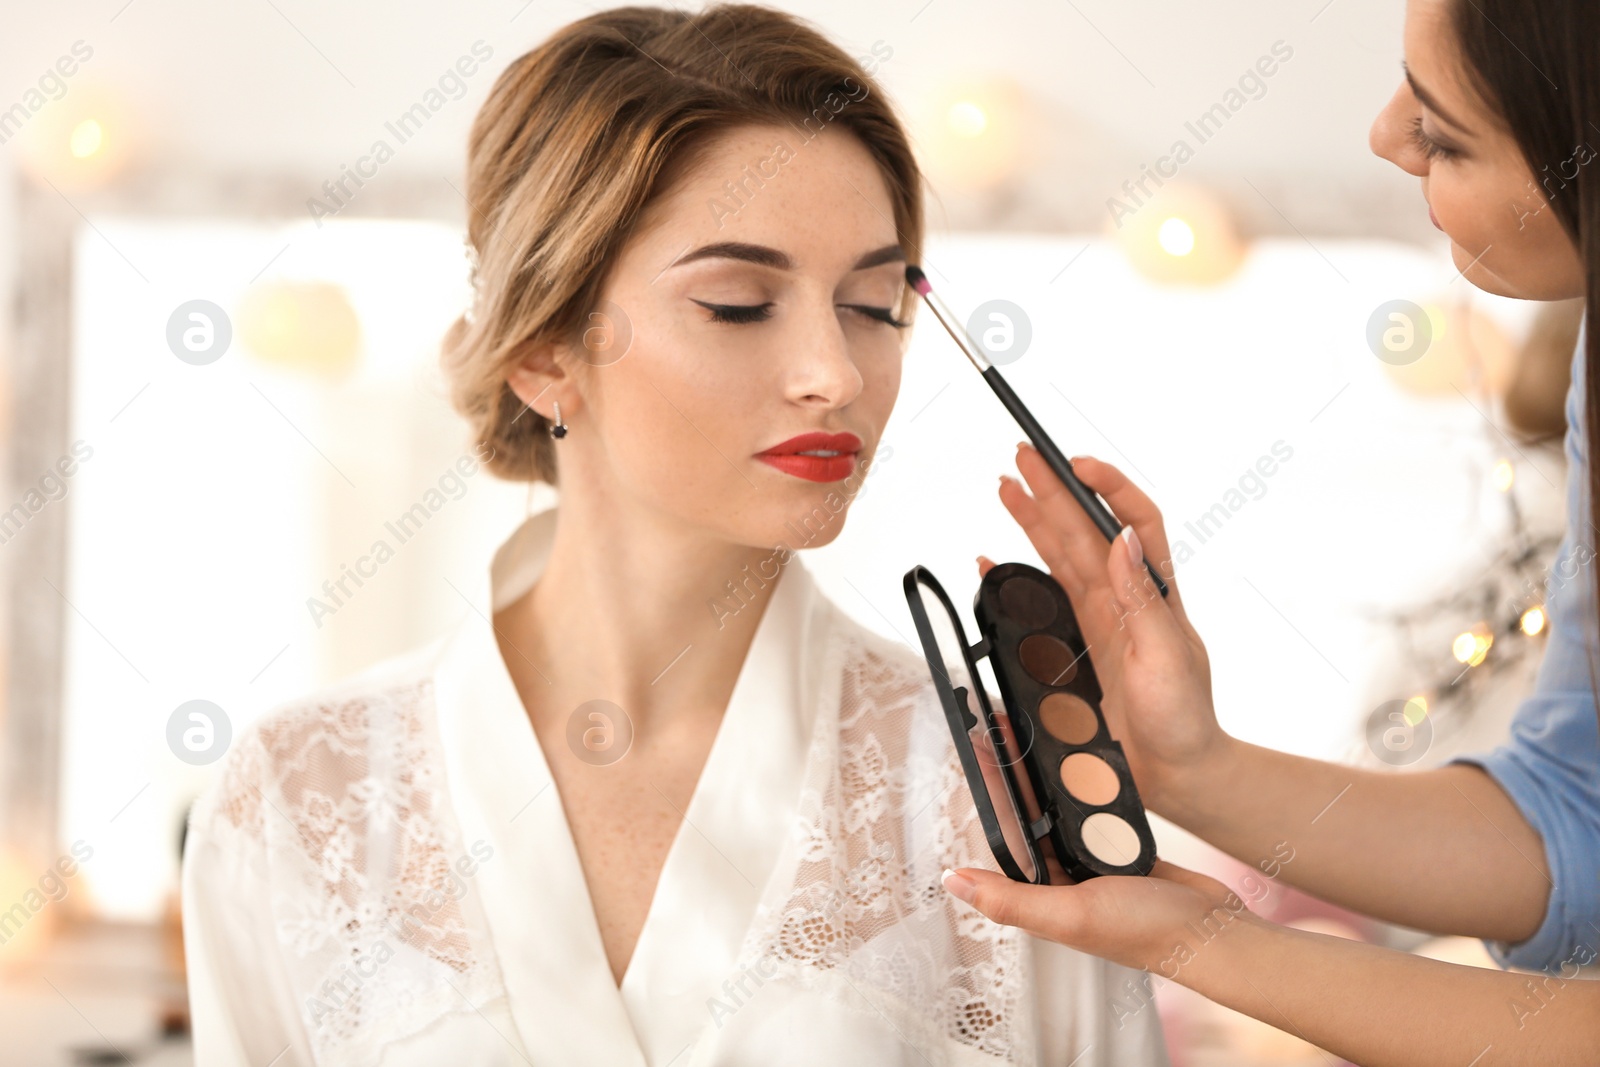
[504,336,576,419]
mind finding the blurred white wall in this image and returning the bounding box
[0,0,1431,238]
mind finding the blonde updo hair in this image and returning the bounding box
[440,3,923,484]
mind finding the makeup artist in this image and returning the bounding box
[940,1,1600,1062]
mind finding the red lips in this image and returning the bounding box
[759,431,863,456]
[756,431,863,483]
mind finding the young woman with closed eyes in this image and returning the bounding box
[179,4,1174,1064]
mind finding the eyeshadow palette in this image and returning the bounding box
[904,560,1156,883]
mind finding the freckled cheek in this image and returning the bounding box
[599,347,733,473]
[857,343,905,418]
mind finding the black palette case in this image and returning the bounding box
[904,561,1156,883]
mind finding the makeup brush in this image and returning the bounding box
[905,265,1169,599]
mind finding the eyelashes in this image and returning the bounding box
[1409,116,1459,162]
[693,300,774,325]
[844,304,913,329]
[691,299,910,329]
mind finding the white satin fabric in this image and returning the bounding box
[182,506,1172,1066]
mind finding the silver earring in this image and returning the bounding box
[550,400,568,439]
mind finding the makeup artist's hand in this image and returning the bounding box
[979,445,1227,815]
[940,856,1253,974]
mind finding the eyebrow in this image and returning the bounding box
[1404,63,1470,134]
[667,241,906,273]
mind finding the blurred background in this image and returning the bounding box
[0,1,1584,1063]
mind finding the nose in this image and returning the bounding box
[788,300,865,409]
[1370,82,1429,178]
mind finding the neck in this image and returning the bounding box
[503,487,788,735]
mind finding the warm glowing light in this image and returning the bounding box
[948,101,988,138]
[0,846,57,967]
[1492,460,1514,493]
[1402,696,1429,725]
[237,280,362,378]
[1158,217,1196,257]
[1520,606,1547,636]
[917,78,1026,193]
[1452,626,1493,666]
[13,81,135,190]
[69,119,103,159]
[1109,184,1247,286]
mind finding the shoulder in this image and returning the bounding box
[824,600,997,766]
[182,632,509,1064]
[812,597,986,856]
[818,600,973,819]
[826,599,942,713]
[189,635,451,844]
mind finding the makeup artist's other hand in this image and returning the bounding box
[979,446,1226,815]
[940,858,1252,974]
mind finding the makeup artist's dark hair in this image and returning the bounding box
[440,3,922,485]
[1450,0,1600,693]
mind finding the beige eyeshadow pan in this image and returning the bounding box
[1058,751,1120,806]
[1038,692,1099,746]
[1080,812,1142,867]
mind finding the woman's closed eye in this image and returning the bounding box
[692,299,774,324]
[1409,116,1460,161]
[689,298,909,329]
[839,303,910,329]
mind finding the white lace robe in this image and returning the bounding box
[181,506,1172,1066]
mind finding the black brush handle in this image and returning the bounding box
[981,366,1169,598]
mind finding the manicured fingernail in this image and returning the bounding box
[942,867,977,904]
[1071,454,1095,464]
[1122,524,1142,567]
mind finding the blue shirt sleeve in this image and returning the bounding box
[1448,321,1600,973]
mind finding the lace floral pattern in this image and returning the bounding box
[190,672,508,1067]
[741,609,1033,1063]
[189,608,1035,1064]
